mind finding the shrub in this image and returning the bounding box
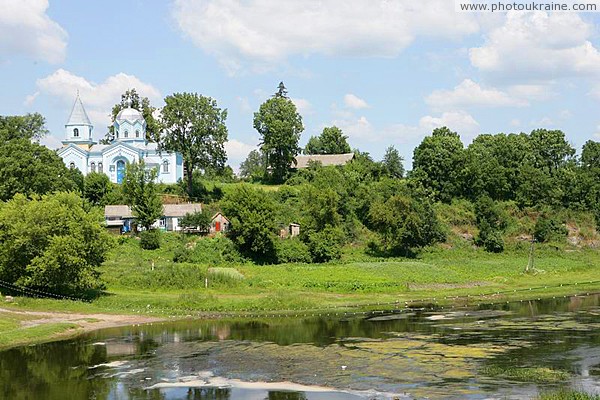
[474,196,507,253]
[140,229,161,250]
[307,227,344,263]
[476,223,504,253]
[534,214,568,243]
[276,238,311,264]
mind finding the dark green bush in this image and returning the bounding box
[476,223,504,253]
[534,214,568,243]
[140,229,161,250]
[307,227,344,263]
[276,238,311,264]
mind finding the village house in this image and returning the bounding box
[104,203,202,233]
[292,153,355,169]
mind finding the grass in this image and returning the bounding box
[481,366,570,383]
[537,390,600,400]
[0,312,79,349]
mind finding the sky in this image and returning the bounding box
[2,0,600,171]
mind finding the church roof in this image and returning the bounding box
[116,107,144,123]
[66,94,92,126]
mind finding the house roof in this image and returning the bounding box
[293,153,355,169]
[163,203,202,217]
[211,212,230,222]
[104,203,202,218]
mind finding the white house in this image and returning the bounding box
[58,94,183,184]
[104,203,202,232]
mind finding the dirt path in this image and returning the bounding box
[0,307,165,334]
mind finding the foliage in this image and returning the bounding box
[0,192,112,295]
[368,192,445,255]
[381,145,404,179]
[534,213,568,243]
[474,196,507,252]
[160,92,228,196]
[173,236,244,265]
[178,170,224,203]
[276,238,312,264]
[122,160,163,231]
[411,127,465,202]
[83,172,112,206]
[106,88,160,142]
[0,128,79,201]
[140,229,161,250]
[304,126,351,155]
[221,185,278,262]
[306,226,344,263]
[0,113,48,140]
[254,84,304,183]
[179,211,211,232]
[240,149,265,181]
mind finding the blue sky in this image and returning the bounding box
[2,0,600,170]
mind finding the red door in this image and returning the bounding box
[215,221,221,232]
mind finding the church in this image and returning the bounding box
[57,95,183,184]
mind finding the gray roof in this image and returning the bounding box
[116,107,144,123]
[104,203,203,219]
[293,153,355,169]
[66,94,92,126]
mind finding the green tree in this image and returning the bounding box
[411,127,465,202]
[239,149,265,181]
[122,160,163,231]
[221,185,277,262]
[474,196,507,252]
[381,145,404,179]
[254,83,304,183]
[179,211,211,232]
[83,172,112,206]
[160,92,228,196]
[529,128,575,176]
[0,134,78,201]
[105,89,160,143]
[304,126,351,155]
[0,113,48,141]
[0,192,112,295]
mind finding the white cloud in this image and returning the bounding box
[172,0,479,71]
[344,94,370,109]
[236,96,252,113]
[419,111,480,141]
[332,115,373,140]
[470,11,600,81]
[291,98,313,116]
[0,0,67,63]
[426,79,528,110]
[29,69,162,128]
[225,138,258,171]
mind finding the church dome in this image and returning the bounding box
[116,107,144,123]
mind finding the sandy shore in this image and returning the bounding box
[0,307,165,343]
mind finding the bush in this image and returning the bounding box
[476,224,504,253]
[140,229,161,250]
[307,227,344,263]
[534,214,568,243]
[474,196,507,252]
[276,238,311,264]
[173,236,244,265]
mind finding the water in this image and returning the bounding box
[2,295,600,399]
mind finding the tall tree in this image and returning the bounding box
[304,126,351,155]
[0,113,48,141]
[105,89,160,143]
[254,83,304,183]
[160,92,228,196]
[529,129,575,176]
[382,145,404,179]
[122,160,163,231]
[239,149,265,181]
[411,127,466,202]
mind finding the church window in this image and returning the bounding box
[124,130,129,138]
[73,128,79,137]
[162,160,169,173]
[69,162,75,169]
[91,162,96,173]
[98,162,103,173]
[136,130,140,138]
[116,131,119,139]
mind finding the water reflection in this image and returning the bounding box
[1,294,599,400]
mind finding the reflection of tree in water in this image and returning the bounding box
[266,391,308,400]
[186,388,231,399]
[131,387,231,399]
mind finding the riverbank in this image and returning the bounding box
[0,308,164,350]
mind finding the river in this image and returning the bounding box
[1,294,600,399]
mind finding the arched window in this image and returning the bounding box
[73,128,79,137]
[162,160,169,173]
[116,131,119,139]
[98,162,103,173]
[124,130,129,138]
[91,162,96,173]
[135,130,140,138]
[69,162,75,169]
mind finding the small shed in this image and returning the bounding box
[289,223,300,238]
[211,212,230,233]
